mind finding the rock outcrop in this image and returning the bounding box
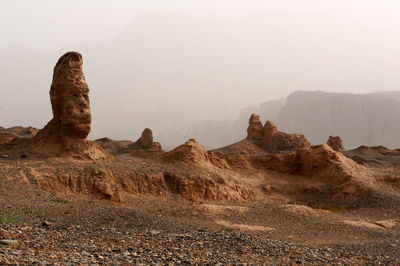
[327,136,344,151]
[262,120,310,152]
[7,52,111,160]
[246,114,264,145]
[128,128,163,151]
[140,128,153,148]
[246,114,310,153]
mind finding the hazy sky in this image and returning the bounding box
[0,0,293,51]
[1,0,400,146]
[2,0,400,56]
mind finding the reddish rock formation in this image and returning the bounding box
[263,121,310,152]
[128,128,163,151]
[9,52,111,160]
[140,128,153,148]
[246,114,264,145]
[327,136,344,151]
[246,114,310,153]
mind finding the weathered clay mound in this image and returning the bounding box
[163,138,229,169]
[342,145,400,166]
[212,139,267,155]
[327,136,344,151]
[0,126,38,144]
[370,146,398,156]
[93,137,134,155]
[163,172,252,202]
[163,139,210,165]
[1,52,111,161]
[254,144,371,204]
[245,114,310,153]
[0,157,252,203]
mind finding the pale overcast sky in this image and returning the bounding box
[1,0,400,145]
[2,0,400,53]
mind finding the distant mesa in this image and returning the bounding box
[327,136,344,151]
[246,114,310,153]
[1,52,111,160]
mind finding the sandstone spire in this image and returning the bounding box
[29,52,110,160]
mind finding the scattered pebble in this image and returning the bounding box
[0,239,18,246]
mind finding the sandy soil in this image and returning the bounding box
[1,151,400,264]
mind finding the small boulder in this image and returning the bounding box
[0,239,18,246]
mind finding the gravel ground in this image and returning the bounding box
[1,223,399,265]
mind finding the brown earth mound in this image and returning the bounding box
[1,52,111,160]
[327,136,344,151]
[163,139,229,169]
[0,126,39,144]
[342,145,400,166]
[93,137,134,155]
[163,139,211,166]
[252,144,371,205]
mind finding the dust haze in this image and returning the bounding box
[2,0,400,149]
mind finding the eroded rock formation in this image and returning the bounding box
[246,114,310,153]
[8,52,111,160]
[128,128,163,151]
[327,136,344,151]
[246,114,264,145]
[140,128,153,148]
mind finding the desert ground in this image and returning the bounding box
[0,147,400,265]
[1,52,400,264]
